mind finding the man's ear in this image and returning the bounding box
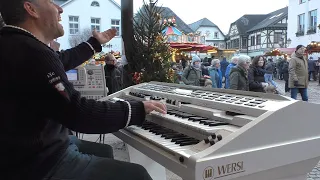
[24,1,40,19]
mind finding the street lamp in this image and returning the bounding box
[287,38,292,47]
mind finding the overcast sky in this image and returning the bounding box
[115,0,288,34]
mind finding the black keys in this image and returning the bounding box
[188,116,208,122]
[199,120,229,126]
[140,122,200,146]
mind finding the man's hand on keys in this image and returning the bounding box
[143,101,167,114]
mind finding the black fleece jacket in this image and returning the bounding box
[0,26,145,180]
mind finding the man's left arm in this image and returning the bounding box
[58,37,102,71]
[57,28,117,71]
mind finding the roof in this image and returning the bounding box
[247,7,288,33]
[159,7,194,34]
[188,18,217,31]
[233,14,269,35]
[55,0,68,6]
[58,0,121,9]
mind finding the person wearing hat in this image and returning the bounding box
[288,45,308,101]
[181,55,204,86]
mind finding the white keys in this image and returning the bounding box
[151,112,225,134]
[127,126,194,157]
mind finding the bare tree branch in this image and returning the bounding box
[68,28,92,47]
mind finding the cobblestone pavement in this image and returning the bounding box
[83,80,320,180]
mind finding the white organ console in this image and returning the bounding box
[99,82,320,180]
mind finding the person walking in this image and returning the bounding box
[289,45,308,101]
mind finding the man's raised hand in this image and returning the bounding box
[92,28,117,44]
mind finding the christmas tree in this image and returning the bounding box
[130,0,173,84]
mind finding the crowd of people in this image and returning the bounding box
[176,45,312,102]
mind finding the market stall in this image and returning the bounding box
[306,41,320,54]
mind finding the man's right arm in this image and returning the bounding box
[289,59,298,82]
[32,47,146,134]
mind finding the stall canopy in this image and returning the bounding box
[277,48,296,55]
[170,43,217,52]
[306,42,320,54]
[264,48,295,56]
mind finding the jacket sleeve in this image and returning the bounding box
[248,68,263,90]
[265,64,273,74]
[58,37,102,71]
[209,70,218,88]
[225,65,231,79]
[32,47,145,134]
[181,67,193,85]
[289,59,298,82]
[229,71,239,90]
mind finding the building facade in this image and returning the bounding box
[189,18,226,49]
[287,0,320,48]
[225,7,289,57]
[225,15,269,55]
[246,7,288,57]
[56,0,122,53]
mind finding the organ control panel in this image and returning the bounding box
[66,65,108,100]
[99,82,320,180]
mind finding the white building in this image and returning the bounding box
[189,18,226,49]
[56,0,122,53]
[287,0,319,48]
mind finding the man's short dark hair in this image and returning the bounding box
[0,0,35,25]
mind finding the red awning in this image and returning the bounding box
[169,43,215,52]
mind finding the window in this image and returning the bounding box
[111,19,120,36]
[214,32,218,39]
[256,35,261,45]
[299,0,306,4]
[298,13,305,33]
[242,38,247,48]
[309,9,317,31]
[234,38,240,48]
[91,1,100,7]
[274,32,282,43]
[250,36,255,46]
[69,16,79,35]
[91,18,101,32]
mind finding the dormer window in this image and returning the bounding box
[91,1,100,7]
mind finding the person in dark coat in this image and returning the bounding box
[104,54,123,95]
[308,57,317,81]
[248,56,268,92]
[264,58,278,88]
[282,58,290,92]
[229,55,251,91]
[220,56,229,80]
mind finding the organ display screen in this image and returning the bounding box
[66,69,78,81]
